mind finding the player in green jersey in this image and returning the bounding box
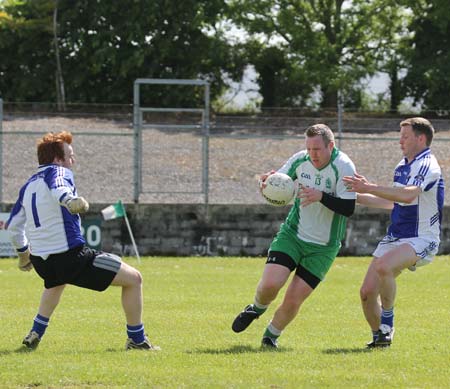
[232,124,357,348]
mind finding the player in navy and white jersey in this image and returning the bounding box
[343,117,444,348]
[7,131,159,351]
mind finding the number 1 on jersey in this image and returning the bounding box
[31,192,41,228]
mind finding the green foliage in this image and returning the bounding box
[229,0,400,109]
[1,0,449,111]
[1,256,449,387]
[0,0,56,101]
[403,0,450,110]
[0,0,245,105]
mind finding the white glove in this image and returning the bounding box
[18,249,33,272]
[65,197,89,214]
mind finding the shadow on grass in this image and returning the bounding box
[186,344,293,355]
[322,347,373,355]
[0,347,37,355]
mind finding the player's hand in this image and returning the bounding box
[65,197,89,214]
[343,173,371,193]
[298,185,322,207]
[18,249,33,272]
[258,170,276,191]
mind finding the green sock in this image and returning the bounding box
[253,300,268,315]
[253,305,267,315]
[263,321,281,339]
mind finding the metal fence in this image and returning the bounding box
[1,97,450,206]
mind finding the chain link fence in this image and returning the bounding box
[1,100,450,205]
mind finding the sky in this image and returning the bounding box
[222,66,391,110]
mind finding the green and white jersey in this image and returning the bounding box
[278,147,356,247]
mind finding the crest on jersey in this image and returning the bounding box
[414,174,425,184]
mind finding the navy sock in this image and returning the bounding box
[127,324,145,343]
[380,307,394,330]
[372,330,379,342]
[31,314,49,338]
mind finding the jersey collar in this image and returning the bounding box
[403,147,430,165]
[37,163,61,172]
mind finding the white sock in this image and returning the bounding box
[254,298,269,311]
[267,321,282,337]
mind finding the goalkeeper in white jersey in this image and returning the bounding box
[344,117,444,348]
[7,131,158,351]
[232,124,357,348]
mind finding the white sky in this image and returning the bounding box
[222,67,390,109]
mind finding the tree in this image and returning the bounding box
[368,1,412,113]
[0,0,56,102]
[403,0,450,110]
[0,0,245,106]
[229,0,402,109]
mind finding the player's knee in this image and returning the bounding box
[360,283,375,302]
[118,262,143,287]
[360,286,368,302]
[258,279,281,298]
[374,258,391,278]
[130,268,143,286]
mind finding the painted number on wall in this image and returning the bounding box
[81,219,102,250]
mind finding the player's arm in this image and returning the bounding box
[61,195,89,214]
[360,183,420,203]
[343,173,421,204]
[356,193,394,210]
[53,187,89,214]
[48,168,89,214]
[5,202,33,271]
[298,186,355,216]
[320,192,356,217]
[300,159,356,216]
[343,173,393,209]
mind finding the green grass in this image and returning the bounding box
[1,256,449,388]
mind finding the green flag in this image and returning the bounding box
[101,200,125,220]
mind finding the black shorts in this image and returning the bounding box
[266,251,321,289]
[30,245,122,291]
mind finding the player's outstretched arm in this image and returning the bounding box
[343,173,420,204]
[63,197,90,214]
[356,193,394,210]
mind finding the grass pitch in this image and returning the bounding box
[1,256,449,388]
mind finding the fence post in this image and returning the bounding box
[337,98,343,149]
[0,98,3,205]
[203,82,210,216]
[133,82,140,203]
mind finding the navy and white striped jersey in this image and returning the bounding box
[7,164,85,259]
[388,148,444,241]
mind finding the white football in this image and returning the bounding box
[261,172,296,206]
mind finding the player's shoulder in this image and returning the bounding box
[333,148,355,167]
[413,149,441,171]
[42,164,73,184]
[427,152,441,166]
[43,164,71,175]
[291,149,308,160]
[334,148,351,160]
[283,149,308,168]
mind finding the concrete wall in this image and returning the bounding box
[90,204,450,257]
